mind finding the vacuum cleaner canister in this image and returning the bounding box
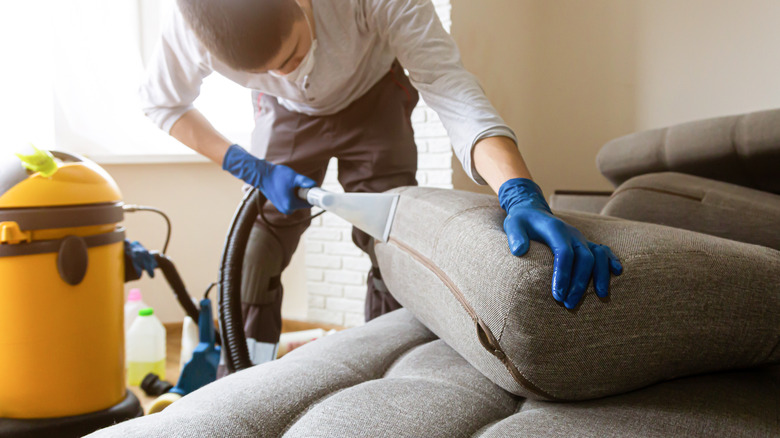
[0,149,128,419]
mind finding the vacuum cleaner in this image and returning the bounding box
[0,148,215,437]
[0,149,143,437]
[0,147,400,434]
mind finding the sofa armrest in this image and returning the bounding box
[596,108,780,194]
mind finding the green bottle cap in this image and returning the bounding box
[15,145,58,178]
[139,308,154,317]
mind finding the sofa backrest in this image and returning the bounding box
[597,108,780,194]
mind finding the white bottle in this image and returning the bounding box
[126,307,166,386]
[124,288,147,334]
[179,316,199,371]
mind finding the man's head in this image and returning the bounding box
[177,0,314,74]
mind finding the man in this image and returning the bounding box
[141,0,621,360]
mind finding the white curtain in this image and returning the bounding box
[0,0,253,161]
[51,0,188,158]
[0,3,57,153]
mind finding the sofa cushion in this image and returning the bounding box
[87,309,438,437]
[375,187,780,401]
[476,365,780,438]
[284,340,518,438]
[87,309,779,437]
[87,309,517,438]
[601,172,780,250]
[596,108,780,194]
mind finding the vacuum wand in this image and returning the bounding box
[297,187,399,243]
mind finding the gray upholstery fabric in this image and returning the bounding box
[596,108,780,194]
[88,309,779,437]
[375,186,780,401]
[549,191,612,214]
[476,365,780,438]
[602,172,780,250]
[86,309,437,437]
[284,340,518,437]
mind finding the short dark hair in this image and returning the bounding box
[177,0,302,71]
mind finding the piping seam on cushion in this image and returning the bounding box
[496,268,538,343]
[388,237,561,401]
[431,205,497,257]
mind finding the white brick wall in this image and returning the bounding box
[305,1,453,327]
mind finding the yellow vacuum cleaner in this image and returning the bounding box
[0,148,143,437]
[0,145,403,434]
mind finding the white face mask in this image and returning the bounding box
[269,5,316,84]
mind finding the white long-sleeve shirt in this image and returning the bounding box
[140,0,517,184]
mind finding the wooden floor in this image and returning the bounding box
[129,319,344,413]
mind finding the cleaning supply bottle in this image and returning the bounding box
[179,316,199,371]
[126,307,166,386]
[124,288,147,333]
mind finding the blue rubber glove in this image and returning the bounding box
[124,240,157,278]
[222,144,316,215]
[498,178,623,309]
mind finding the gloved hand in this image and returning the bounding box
[498,178,623,309]
[222,144,316,215]
[124,240,157,278]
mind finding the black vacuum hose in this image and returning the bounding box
[218,188,261,373]
[217,188,323,374]
[154,252,221,346]
[154,253,200,322]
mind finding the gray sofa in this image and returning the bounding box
[89,109,780,437]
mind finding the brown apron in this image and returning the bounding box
[240,62,418,356]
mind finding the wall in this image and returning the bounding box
[450,0,780,195]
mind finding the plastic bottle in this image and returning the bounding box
[126,307,166,386]
[179,316,199,371]
[124,289,147,334]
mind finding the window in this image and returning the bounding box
[0,0,253,163]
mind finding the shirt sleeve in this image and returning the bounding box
[139,4,213,134]
[361,0,517,185]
